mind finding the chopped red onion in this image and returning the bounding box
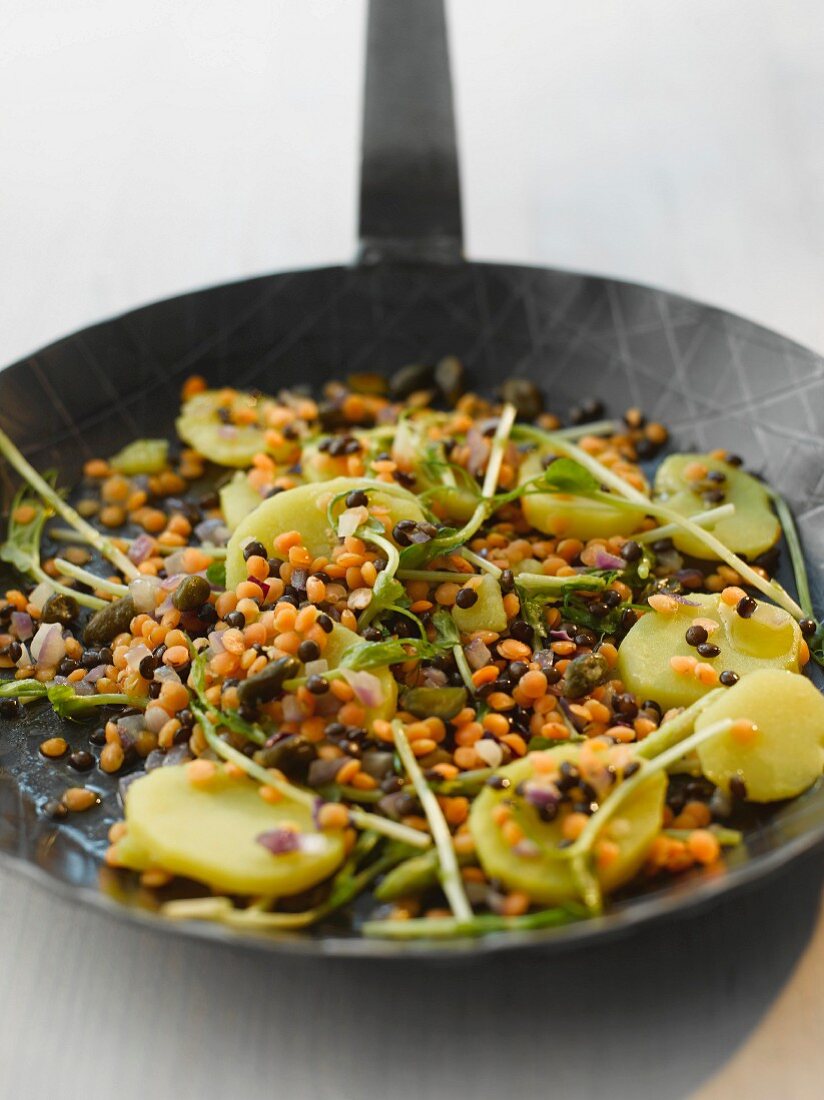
[338,505,369,538]
[304,658,329,678]
[129,575,161,613]
[28,582,53,611]
[464,637,491,671]
[592,549,626,571]
[465,426,491,477]
[256,828,301,855]
[248,576,270,598]
[128,534,156,565]
[31,623,65,667]
[15,643,31,669]
[282,693,306,723]
[165,744,193,767]
[162,564,187,586]
[421,667,448,687]
[339,668,384,707]
[84,663,108,683]
[153,664,181,684]
[207,630,225,655]
[125,643,152,671]
[522,781,560,810]
[144,705,170,734]
[474,739,504,768]
[10,611,33,641]
[194,518,230,545]
[117,714,146,739]
[72,680,95,697]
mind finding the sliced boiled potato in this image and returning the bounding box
[653,453,780,560]
[696,669,824,801]
[220,471,264,530]
[617,593,803,711]
[451,573,507,634]
[392,418,478,523]
[176,390,298,468]
[300,440,351,483]
[323,621,397,728]
[519,451,647,540]
[114,764,345,895]
[225,477,425,588]
[470,749,666,905]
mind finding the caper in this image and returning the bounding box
[561,652,610,699]
[172,574,212,611]
[83,595,135,646]
[237,656,300,707]
[255,734,317,782]
[499,378,544,421]
[41,593,79,626]
[434,356,466,406]
[389,362,434,400]
[402,685,467,720]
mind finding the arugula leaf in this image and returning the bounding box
[397,525,461,571]
[539,458,600,494]
[340,638,417,671]
[206,560,226,588]
[431,608,460,647]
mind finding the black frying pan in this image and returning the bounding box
[1,0,823,957]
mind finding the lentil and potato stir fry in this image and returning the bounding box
[1,364,823,941]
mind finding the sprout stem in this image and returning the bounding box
[392,719,473,921]
[197,707,431,850]
[54,557,129,597]
[0,427,139,580]
[635,503,736,545]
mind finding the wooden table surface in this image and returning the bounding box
[2,3,823,1098]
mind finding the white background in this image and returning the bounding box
[2,3,824,1099]
[1,0,823,369]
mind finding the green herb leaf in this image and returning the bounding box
[206,560,226,588]
[431,608,460,647]
[539,457,600,494]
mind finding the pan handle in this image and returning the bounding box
[357,0,464,265]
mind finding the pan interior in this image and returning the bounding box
[2,260,824,955]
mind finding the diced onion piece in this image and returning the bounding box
[30,622,66,667]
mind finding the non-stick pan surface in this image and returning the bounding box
[2,1,823,956]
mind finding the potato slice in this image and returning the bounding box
[225,477,425,589]
[115,764,345,895]
[470,749,666,905]
[392,419,479,523]
[176,390,300,468]
[617,593,802,711]
[519,451,647,540]
[451,573,507,634]
[219,471,264,530]
[653,453,780,559]
[696,669,824,801]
